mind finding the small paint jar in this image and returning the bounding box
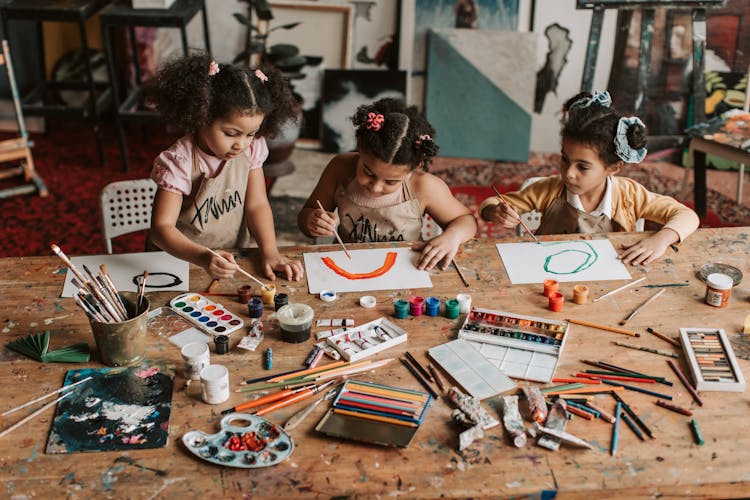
[445,298,460,319]
[409,296,425,316]
[572,285,589,305]
[274,293,289,311]
[277,303,314,343]
[705,272,732,308]
[320,290,337,302]
[543,279,558,298]
[261,284,276,306]
[200,364,230,405]
[548,292,564,312]
[425,296,441,317]
[247,297,263,318]
[214,335,229,355]
[393,299,409,319]
[181,342,210,380]
[456,293,472,314]
[237,285,252,304]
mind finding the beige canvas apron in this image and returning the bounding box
[148,145,252,250]
[536,196,621,235]
[334,176,423,243]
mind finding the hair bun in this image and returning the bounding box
[626,120,647,150]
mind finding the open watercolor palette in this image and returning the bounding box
[679,328,746,392]
[169,293,244,336]
[316,380,431,447]
[324,317,407,362]
[182,413,293,468]
[456,307,570,383]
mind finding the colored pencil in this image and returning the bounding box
[206,248,270,290]
[333,408,418,428]
[574,373,657,384]
[240,368,300,386]
[316,199,351,259]
[540,382,585,394]
[253,379,337,417]
[613,340,679,358]
[611,391,654,438]
[400,358,439,399]
[620,412,646,441]
[1,376,92,417]
[597,379,673,399]
[221,386,311,415]
[582,369,667,383]
[645,327,681,347]
[666,359,704,406]
[619,289,665,325]
[565,403,595,420]
[643,283,688,288]
[552,378,602,385]
[655,399,693,416]
[268,360,347,382]
[0,390,76,439]
[611,402,622,456]
[491,186,539,242]
[544,385,623,396]
[585,401,616,423]
[427,364,447,394]
[314,359,393,381]
[690,419,704,445]
[567,318,640,337]
[586,360,671,386]
[346,381,427,403]
[235,380,312,393]
[452,259,470,287]
[593,277,646,303]
[404,351,434,382]
[565,400,599,418]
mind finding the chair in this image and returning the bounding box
[0,39,47,199]
[100,178,157,254]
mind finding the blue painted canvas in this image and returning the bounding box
[46,365,174,453]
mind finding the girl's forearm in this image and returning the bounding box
[440,213,478,244]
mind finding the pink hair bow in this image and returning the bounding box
[416,134,431,146]
[255,69,268,83]
[208,60,220,76]
[366,112,384,131]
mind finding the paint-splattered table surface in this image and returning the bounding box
[1,228,749,498]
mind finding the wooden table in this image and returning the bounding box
[1,228,749,498]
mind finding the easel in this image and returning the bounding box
[0,38,47,199]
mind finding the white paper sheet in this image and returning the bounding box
[303,247,432,294]
[496,239,631,284]
[61,251,189,297]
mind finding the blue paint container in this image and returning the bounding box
[247,297,263,318]
[425,296,440,317]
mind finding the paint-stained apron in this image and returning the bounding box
[149,145,252,250]
[536,196,621,235]
[334,178,423,243]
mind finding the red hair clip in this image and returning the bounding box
[366,112,384,131]
[254,69,268,83]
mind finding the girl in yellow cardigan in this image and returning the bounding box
[480,91,698,266]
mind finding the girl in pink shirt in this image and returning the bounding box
[145,54,303,281]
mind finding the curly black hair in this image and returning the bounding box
[561,92,647,166]
[143,52,299,138]
[351,98,439,171]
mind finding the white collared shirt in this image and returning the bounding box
[566,176,613,218]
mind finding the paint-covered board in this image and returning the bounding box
[303,247,432,294]
[496,239,631,284]
[60,251,189,297]
[46,365,174,453]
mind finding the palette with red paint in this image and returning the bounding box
[169,293,244,336]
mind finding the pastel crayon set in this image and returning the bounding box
[169,293,244,336]
[679,328,745,392]
[315,379,432,447]
[457,307,570,383]
[324,317,407,362]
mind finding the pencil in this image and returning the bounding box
[333,408,419,428]
[611,401,622,456]
[268,360,348,382]
[206,248,270,290]
[582,370,667,383]
[491,186,539,243]
[619,289,665,325]
[400,358,439,399]
[585,401,616,423]
[452,259,470,287]
[592,277,646,302]
[404,351,433,382]
[613,340,679,358]
[610,392,653,439]
[316,199,351,259]
[645,327,681,347]
[567,318,640,337]
[574,373,657,384]
[620,412,646,441]
[240,368,300,385]
[655,399,693,416]
[427,364,446,394]
[598,379,673,400]
[666,359,704,406]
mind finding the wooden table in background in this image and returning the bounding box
[1,228,749,498]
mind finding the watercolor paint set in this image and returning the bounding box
[182,413,293,468]
[315,379,432,447]
[169,293,244,336]
[456,307,570,383]
[324,317,407,362]
[679,328,745,392]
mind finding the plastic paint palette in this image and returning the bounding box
[169,293,244,336]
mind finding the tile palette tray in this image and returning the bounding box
[679,327,746,392]
[457,306,569,383]
[169,293,244,336]
[325,317,407,362]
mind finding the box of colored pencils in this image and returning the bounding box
[457,307,570,383]
[679,328,745,392]
[324,318,407,362]
[315,380,432,447]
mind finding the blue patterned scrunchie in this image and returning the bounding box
[568,90,612,111]
[614,116,647,163]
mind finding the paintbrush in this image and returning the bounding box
[452,259,470,287]
[99,264,128,315]
[491,186,539,243]
[206,248,271,290]
[619,289,665,325]
[136,270,148,316]
[316,199,351,259]
[592,277,646,303]
[85,264,127,319]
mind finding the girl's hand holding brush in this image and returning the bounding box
[203,248,240,280]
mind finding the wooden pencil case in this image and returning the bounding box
[325,318,407,362]
[679,328,745,392]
